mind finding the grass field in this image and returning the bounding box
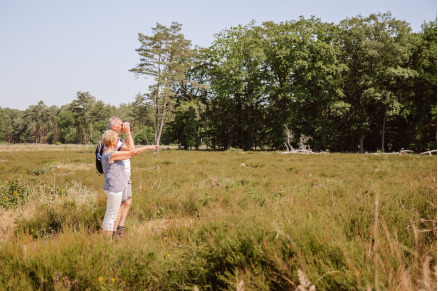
[0,145,436,290]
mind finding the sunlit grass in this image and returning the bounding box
[0,146,436,289]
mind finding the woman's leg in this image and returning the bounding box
[102,191,123,234]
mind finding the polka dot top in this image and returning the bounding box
[102,151,126,192]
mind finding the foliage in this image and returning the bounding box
[134,125,155,145]
[170,101,201,149]
[130,22,193,148]
[0,14,436,152]
[0,180,29,209]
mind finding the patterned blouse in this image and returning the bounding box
[102,151,126,192]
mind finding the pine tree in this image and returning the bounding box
[130,22,192,149]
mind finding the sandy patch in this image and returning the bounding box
[134,217,194,235]
[0,144,93,152]
[55,164,94,172]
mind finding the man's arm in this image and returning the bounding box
[120,122,135,151]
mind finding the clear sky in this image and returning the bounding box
[0,0,436,110]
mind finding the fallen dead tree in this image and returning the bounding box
[369,148,436,155]
[399,148,414,155]
[282,149,318,154]
[281,126,436,155]
[420,150,437,156]
[372,148,414,155]
[282,129,317,154]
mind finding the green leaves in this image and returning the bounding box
[131,22,193,146]
[0,15,435,152]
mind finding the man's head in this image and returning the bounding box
[102,130,119,147]
[108,116,123,135]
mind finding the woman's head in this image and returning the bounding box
[102,130,119,147]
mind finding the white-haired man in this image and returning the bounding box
[107,116,135,237]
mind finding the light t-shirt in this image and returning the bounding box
[117,139,131,176]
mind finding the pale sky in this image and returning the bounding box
[0,0,436,110]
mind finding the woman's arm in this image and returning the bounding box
[109,145,157,162]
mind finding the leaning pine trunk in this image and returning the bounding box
[155,97,168,152]
[154,54,162,146]
[154,91,159,145]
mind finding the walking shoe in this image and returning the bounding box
[117,227,127,238]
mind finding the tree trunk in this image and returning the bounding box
[154,91,159,144]
[155,96,168,152]
[154,54,162,146]
[359,135,364,153]
[381,110,386,152]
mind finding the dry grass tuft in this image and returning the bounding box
[135,217,194,236]
[296,269,316,291]
[0,148,435,290]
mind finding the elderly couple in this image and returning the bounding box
[101,116,157,239]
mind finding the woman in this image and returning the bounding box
[101,130,156,238]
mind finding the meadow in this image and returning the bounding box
[0,145,436,290]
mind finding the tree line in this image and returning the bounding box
[0,13,436,152]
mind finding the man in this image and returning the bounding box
[107,116,134,237]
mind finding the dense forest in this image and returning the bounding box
[0,13,436,152]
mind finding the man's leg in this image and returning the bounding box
[118,197,132,227]
[117,179,132,236]
[113,203,124,233]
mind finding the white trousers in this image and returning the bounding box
[102,190,122,231]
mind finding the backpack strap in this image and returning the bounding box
[117,137,123,151]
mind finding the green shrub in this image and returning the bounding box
[0,180,29,209]
[17,199,104,238]
[0,149,435,290]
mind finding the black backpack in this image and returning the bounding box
[95,140,104,174]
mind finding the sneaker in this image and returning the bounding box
[117,227,127,238]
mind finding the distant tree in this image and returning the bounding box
[45,105,60,144]
[58,109,76,144]
[23,101,48,143]
[68,91,96,144]
[133,125,155,145]
[130,92,154,129]
[261,18,346,151]
[203,21,267,150]
[339,13,416,152]
[1,108,25,143]
[170,101,201,149]
[130,22,193,150]
[404,20,437,151]
[89,100,115,143]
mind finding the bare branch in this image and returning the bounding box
[420,150,437,156]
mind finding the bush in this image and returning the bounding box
[13,182,105,238]
[17,199,104,238]
[0,180,29,209]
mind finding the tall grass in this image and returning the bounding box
[0,147,435,290]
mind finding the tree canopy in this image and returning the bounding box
[1,15,436,152]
